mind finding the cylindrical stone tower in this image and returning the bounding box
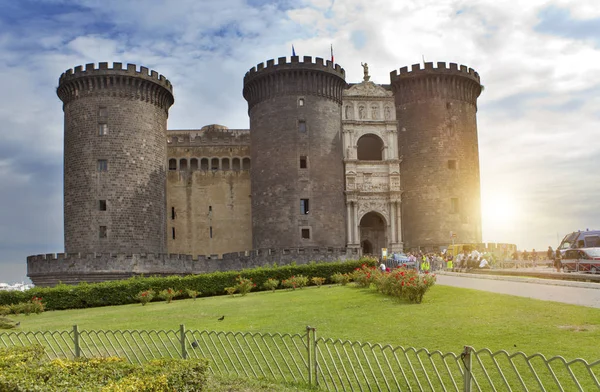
[243,56,347,249]
[57,62,174,254]
[390,62,482,250]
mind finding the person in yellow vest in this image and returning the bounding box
[422,257,430,273]
[446,255,453,270]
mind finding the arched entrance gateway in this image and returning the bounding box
[359,212,387,255]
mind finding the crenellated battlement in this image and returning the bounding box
[244,56,345,83]
[57,62,174,110]
[243,56,347,109]
[390,62,482,105]
[390,62,480,84]
[26,248,358,286]
[59,62,173,91]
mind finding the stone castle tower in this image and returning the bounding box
[56,63,175,254]
[28,57,484,286]
[390,63,482,249]
[243,56,347,249]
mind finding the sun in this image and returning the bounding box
[481,192,519,230]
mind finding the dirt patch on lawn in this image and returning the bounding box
[557,324,598,332]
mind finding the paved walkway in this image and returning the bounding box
[435,272,600,308]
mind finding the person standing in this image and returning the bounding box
[554,248,562,273]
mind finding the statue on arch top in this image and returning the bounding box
[361,62,370,82]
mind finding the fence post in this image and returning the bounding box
[462,346,472,392]
[180,324,187,359]
[306,326,312,386]
[313,327,318,387]
[73,324,80,359]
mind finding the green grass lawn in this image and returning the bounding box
[8,284,600,361]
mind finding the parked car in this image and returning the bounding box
[561,248,600,274]
[391,253,417,269]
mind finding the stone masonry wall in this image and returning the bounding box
[27,248,359,287]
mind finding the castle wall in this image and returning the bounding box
[27,247,359,287]
[243,56,347,249]
[166,127,252,256]
[57,63,174,254]
[391,62,482,250]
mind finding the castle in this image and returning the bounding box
[27,57,483,286]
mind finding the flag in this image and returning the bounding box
[292,45,296,57]
[330,44,334,63]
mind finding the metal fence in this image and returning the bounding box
[1,325,599,391]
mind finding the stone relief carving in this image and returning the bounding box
[345,105,353,119]
[384,106,392,120]
[358,198,389,221]
[371,105,379,119]
[344,81,393,98]
[358,105,366,119]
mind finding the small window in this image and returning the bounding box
[298,98,305,106]
[209,206,212,212]
[190,158,198,171]
[448,160,457,170]
[451,198,459,214]
[99,200,107,211]
[98,107,107,119]
[242,158,251,170]
[171,207,175,220]
[99,226,107,238]
[211,158,219,170]
[301,228,310,239]
[300,156,307,169]
[179,159,188,171]
[97,159,108,172]
[298,120,306,133]
[98,123,108,136]
[210,226,213,238]
[169,159,177,170]
[172,227,176,239]
[300,199,310,215]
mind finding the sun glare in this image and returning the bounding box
[481,192,519,229]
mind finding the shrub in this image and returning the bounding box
[135,289,155,306]
[0,317,17,329]
[234,276,256,296]
[186,289,200,300]
[0,305,10,316]
[0,345,209,391]
[225,287,237,296]
[351,264,378,288]
[282,275,309,290]
[0,259,378,311]
[311,277,326,287]
[158,288,181,303]
[331,272,350,286]
[262,278,279,292]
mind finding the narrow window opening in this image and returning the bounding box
[448,160,457,170]
[298,98,305,106]
[300,199,310,215]
[300,156,307,169]
[209,206,212,212]
[99,226,107,238]
[98,123,108,136]
[98,107,107,119]
[301,228,310,239]
[171,207,175,220]
[172,227,176,239]
[97,159,108,172]
[99,200,107,211]
[451,198,459,214]
[298,120,306,133]
[209,226,213,238]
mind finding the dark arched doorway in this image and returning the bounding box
[361,240,373,255]
[360,212,386,256]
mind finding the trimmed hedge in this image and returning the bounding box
[1,258,377,311]
[0,345,209,391]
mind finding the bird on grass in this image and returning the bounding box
[191,341,199,348]
[15,322,20,327]
[218,315,225,321]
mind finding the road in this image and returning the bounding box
[436,273,600,308]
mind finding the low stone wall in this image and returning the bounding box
[27,247,360,287]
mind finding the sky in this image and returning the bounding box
[1,0,599,283]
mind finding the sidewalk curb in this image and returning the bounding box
[435,271,600,290]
